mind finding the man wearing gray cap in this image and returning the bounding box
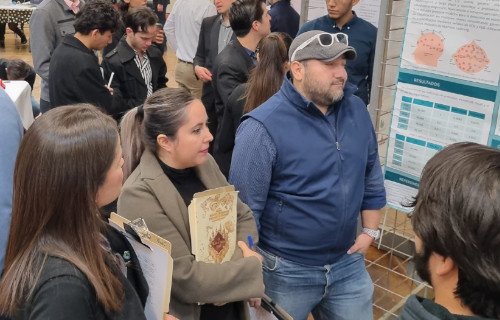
[230,30,386,319]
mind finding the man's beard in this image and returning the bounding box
[303,72,344,107]
[413,246,432,285]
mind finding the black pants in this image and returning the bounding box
[0,23,25,40]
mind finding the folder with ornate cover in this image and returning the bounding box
[188,185,238,263]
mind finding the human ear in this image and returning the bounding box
[434,254,456,277]
[156,134,173,152]
[290,61,304,81]
[252,20,260,32]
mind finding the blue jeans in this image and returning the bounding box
[258,247,374,320]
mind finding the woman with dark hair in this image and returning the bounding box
[118,87,264,320]
[0,105,148,319]
[213,32,292,177]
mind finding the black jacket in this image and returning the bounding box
[269,0,300,38]
[193,15,236,136]
[193,15,220,106]
[212,38,254,123]
[49,35,112,110]
[102,37,167,121]
[213,83,246,177]
[211,39,254,174]
[14,226,148,320]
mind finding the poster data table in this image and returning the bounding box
[384,0,500,211]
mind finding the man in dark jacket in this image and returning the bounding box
[49,0,119,110]
[152,0,168,25]
[193,0,236,141]
[30,0,84,112]
[102,7,167,121]
[400,142,500,320]
[211,0,271,176]
[268,0,299,38]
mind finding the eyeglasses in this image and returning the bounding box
[290,32,349,61]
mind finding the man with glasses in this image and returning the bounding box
[230,30,386,319]
[298,0,376,105]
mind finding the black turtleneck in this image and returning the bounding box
[157,158,206,206]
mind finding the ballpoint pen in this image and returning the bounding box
[247,234,254,249]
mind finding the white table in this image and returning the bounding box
[4,80,34,129]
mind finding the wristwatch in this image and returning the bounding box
[362,228,381,240]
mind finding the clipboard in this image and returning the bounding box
[109,213,173,320]
[260,294,294,320]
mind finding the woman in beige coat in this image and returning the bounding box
[117,88,264,320]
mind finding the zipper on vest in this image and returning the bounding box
[333,107,344,160]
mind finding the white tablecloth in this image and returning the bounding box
[4,80,34,129]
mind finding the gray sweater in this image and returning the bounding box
[29,0,84,102]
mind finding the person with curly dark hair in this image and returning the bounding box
[49,0,119,110]
[400,142,500,320]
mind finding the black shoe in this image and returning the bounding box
[20,35,27,45]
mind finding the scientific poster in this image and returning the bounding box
[384,0,500,211]
[400,0,500,86]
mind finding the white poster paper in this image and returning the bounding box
[400,0,500,86]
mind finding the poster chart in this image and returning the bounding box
[291,0,381,27]
[384,0,500,212]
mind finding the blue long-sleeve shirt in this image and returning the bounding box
[0,88,23,271]
[298,12,377,104]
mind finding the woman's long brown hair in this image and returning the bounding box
[243,32,292,114]
[0,105,123,316]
